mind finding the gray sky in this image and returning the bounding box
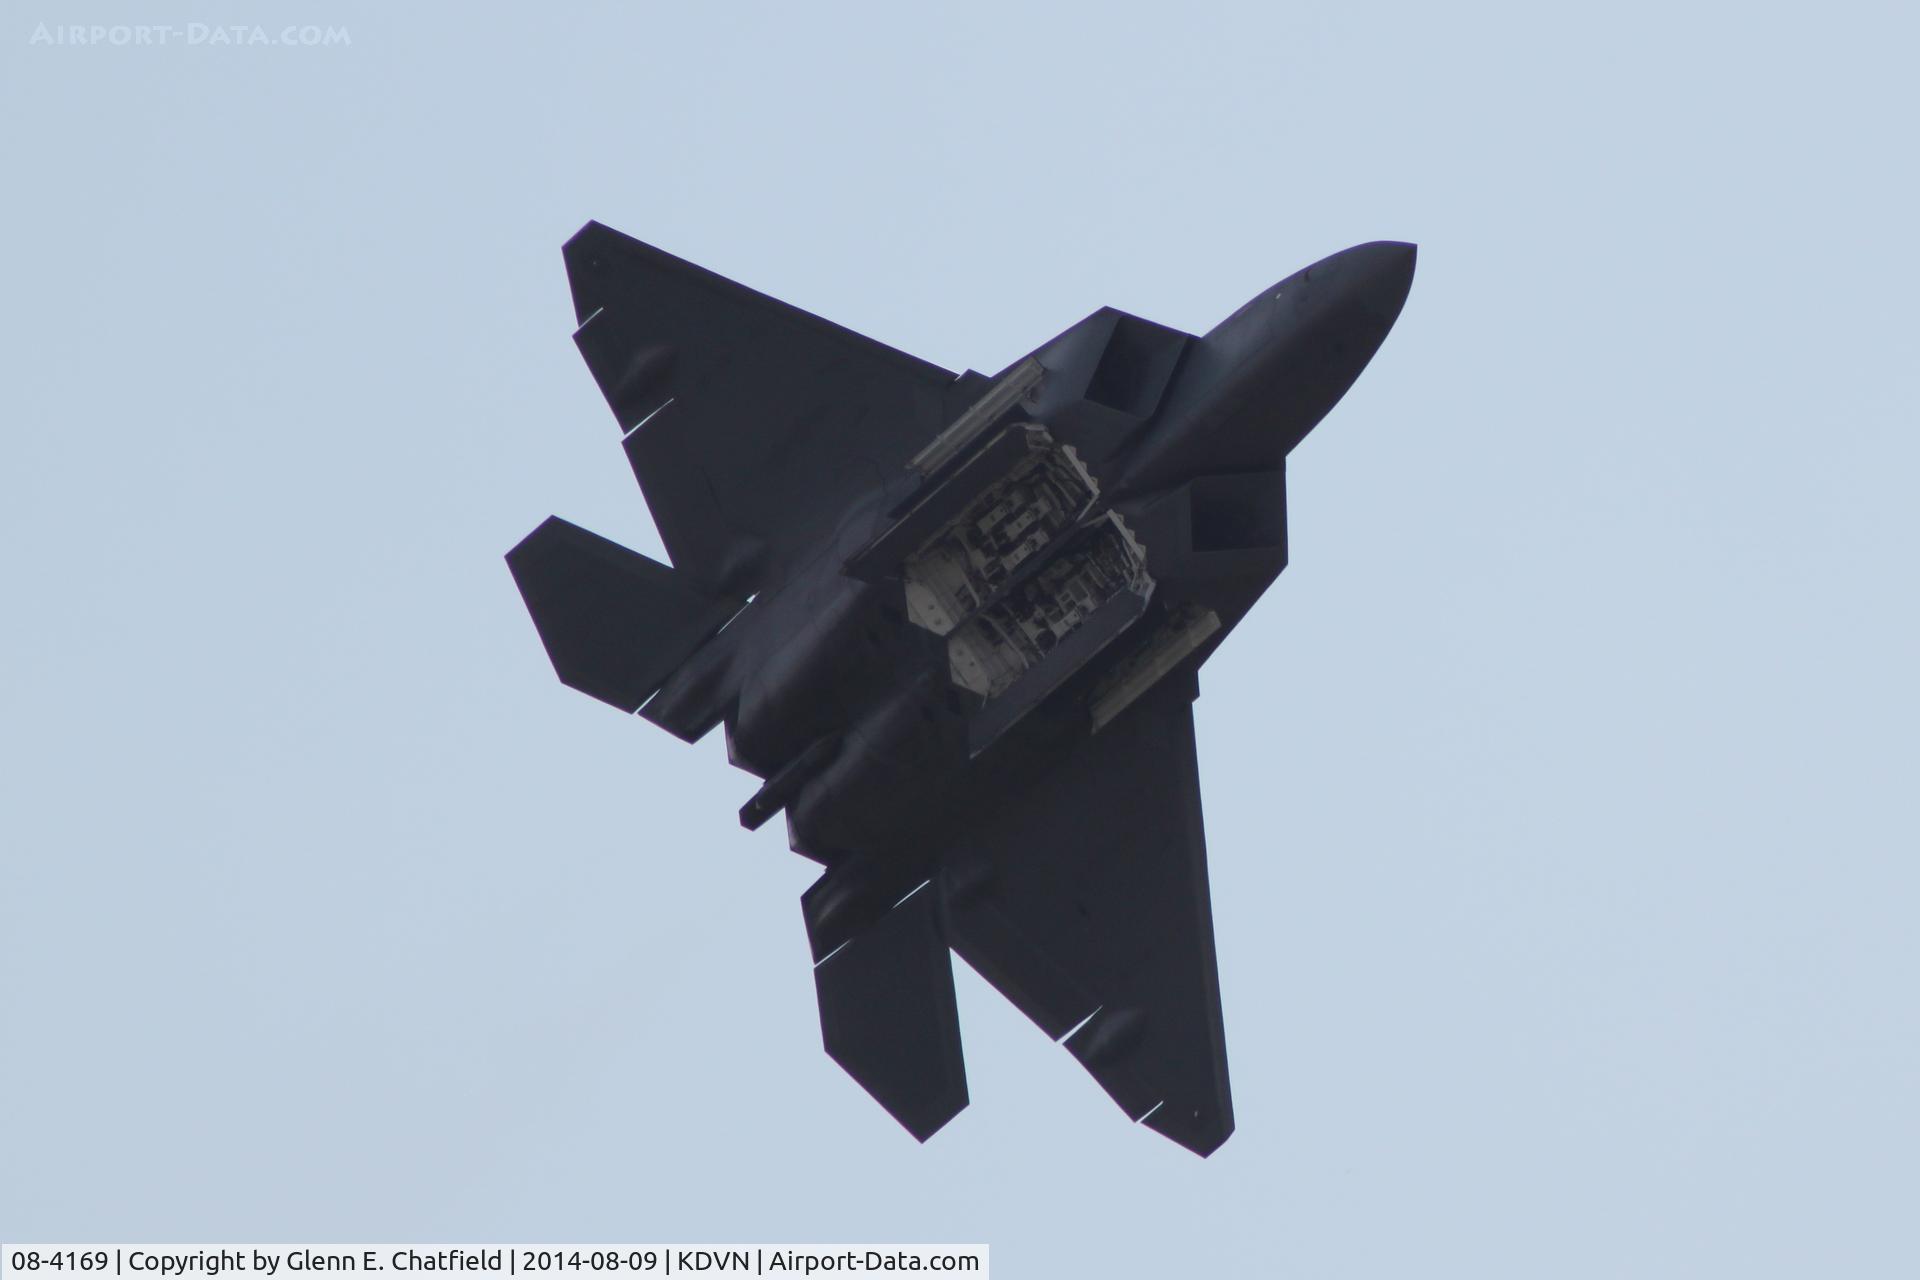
[4,1,1916,1274]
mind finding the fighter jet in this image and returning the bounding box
[507,222,1414,1156]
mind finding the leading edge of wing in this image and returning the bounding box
[565,221,958,386]
[563,222,967,597]
[938,676,1234,1156]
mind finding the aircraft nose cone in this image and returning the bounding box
[1202,239,1417,346]
[1118,239,1417,490]
[1331,240,1416,327]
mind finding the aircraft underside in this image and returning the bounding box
[508,221,1414,1155]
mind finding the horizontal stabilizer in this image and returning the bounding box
[811,884,968,1142]
[506,516,744,712]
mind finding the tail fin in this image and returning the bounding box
[506,516,744,712]
[808,879,969,1142]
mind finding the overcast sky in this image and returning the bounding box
[4,2,1916,1275]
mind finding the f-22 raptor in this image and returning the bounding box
[508,223,1414,1156]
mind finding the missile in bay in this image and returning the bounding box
[507,222,1415,1156]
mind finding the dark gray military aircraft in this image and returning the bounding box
[508,222,1414,1156]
